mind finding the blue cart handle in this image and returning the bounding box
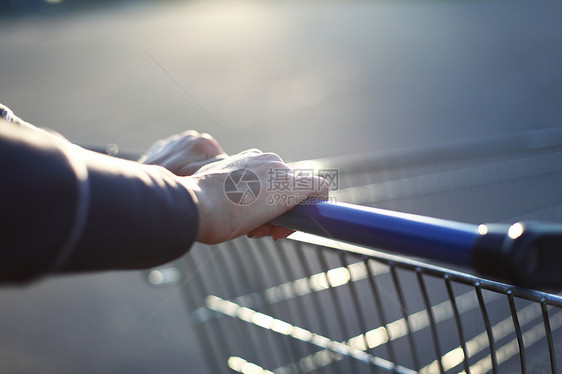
[272,201,562,289]
[84,144,562,289]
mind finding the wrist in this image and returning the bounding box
[180,176,213,244]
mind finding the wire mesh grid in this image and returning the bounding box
[153,129,562,373]
[182,237,562,374]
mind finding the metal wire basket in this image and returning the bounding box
[148,128,562,373]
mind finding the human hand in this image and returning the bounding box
[182,149,329,244]
[140,131,226,176]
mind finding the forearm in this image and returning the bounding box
[0,117,199,283]
[61,150,199,272]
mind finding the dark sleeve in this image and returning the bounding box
[0,121,199,284]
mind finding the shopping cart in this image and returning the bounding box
[143,128,562,374]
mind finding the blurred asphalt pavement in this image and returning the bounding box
[1,0,561,372]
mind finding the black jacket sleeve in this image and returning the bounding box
[0,119,199,284]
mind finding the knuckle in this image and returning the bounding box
[265,161,291,176]
[269,160,289,170]
[181,130,199,137]
[168,134,181,142]
[177,132,198,144]
[190,136,218,153]
[261,152,283,162]
[244,148,263,154]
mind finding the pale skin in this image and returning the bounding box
[139,130,228,176]
[141,131,329,244]
[6,105,328,246]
